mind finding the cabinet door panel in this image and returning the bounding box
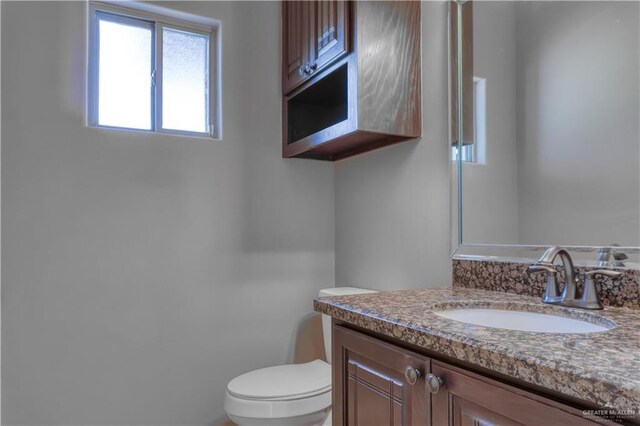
[454,398,524,426]
[431,362,602,426]
[347,357,408,425]
[333,325,430,426]
[310,0,349,75]
[283,1,310,93]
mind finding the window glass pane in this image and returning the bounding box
[162,28,209,133]
[98,16,153,130]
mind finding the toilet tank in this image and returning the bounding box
[318,287,377,364]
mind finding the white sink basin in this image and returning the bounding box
[434,309,612,333]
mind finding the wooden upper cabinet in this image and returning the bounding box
[333,325,430,426]
[283,1,422,161]
[283,0,349,94]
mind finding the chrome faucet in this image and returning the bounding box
[597,244,628,268]
[529,247,578,304]
[528,247,622,310]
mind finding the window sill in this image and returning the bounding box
[87,124,221,142]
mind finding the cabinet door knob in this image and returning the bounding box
[426,373,443,394]
[404,366,422,385]
[309,62,318,71]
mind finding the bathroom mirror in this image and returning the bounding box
[450,0,640,265]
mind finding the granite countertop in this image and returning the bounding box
[314,287,640,413]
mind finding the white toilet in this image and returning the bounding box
[224,287,377,426]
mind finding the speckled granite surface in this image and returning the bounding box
[453,258,640,309]
[314,287,640,414]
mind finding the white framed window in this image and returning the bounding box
[452,76,486,164]
[88,2,221,139]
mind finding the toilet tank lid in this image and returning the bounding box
[319,287,377,297]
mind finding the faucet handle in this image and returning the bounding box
[584,269,623,279]
[529,263,561,303]
[528,264,557,275]
[579,269,622,310]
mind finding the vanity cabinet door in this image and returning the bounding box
[431,361,605,426]
[333,325,430,426]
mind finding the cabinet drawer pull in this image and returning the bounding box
[426,373,443,394]
[404,366,422,385]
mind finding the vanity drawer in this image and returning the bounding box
[431,361,614,426]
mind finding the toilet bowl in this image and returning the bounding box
[224,287,377,426]
[225,360,331,426]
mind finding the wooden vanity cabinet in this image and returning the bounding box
[333,326,430,425]
[333,324,614,426]
[282,0,350,94]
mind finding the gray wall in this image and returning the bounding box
[515,1,640,246]
[2,2,334,425]
[461,1,639,248]
[334,2,452,290]
[462,1,519,245]
[3,1,461,424]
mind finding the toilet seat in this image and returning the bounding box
[225,388,331,420]
[224,360,331,421]
[227,359,331,400]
